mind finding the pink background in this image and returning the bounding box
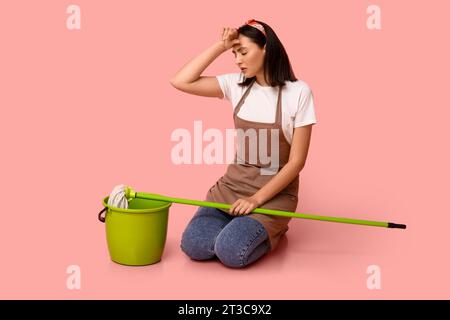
[0,0,449,299]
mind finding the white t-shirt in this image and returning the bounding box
[216,72,317,144]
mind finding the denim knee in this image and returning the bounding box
[180,228,215,261]
[180,207,231,261]
[214,216,269,268]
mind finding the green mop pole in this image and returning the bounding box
[126,189,406,229]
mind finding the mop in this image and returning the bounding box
[106,184,406,229]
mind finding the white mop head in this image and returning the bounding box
[107,184,129,209]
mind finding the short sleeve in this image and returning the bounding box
[215,72,242,101]
[294,84,317,127]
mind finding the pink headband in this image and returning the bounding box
[245,19,266,37]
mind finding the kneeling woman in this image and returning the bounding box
[170,19,317,268]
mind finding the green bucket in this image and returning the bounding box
[98,196,172,266]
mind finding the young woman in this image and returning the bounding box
[170,19,317,268]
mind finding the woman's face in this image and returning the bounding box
[232,35,265,78]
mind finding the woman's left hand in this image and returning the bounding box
[229,196,261,216]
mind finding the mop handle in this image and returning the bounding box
[130,191,406,229]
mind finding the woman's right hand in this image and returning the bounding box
[220,27,240,50]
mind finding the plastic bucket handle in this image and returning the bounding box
[98,207,107,223]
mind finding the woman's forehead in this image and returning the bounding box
[232,37,252,51]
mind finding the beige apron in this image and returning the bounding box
[205,78,299,251]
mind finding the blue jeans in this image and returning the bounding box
[180,206,271,268]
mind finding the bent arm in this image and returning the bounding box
[170,41,227,98]
[170,40,225,84]
[252,125,313,206]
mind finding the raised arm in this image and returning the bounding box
[169,28,240,98]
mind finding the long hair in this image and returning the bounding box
[237,20,297,88]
